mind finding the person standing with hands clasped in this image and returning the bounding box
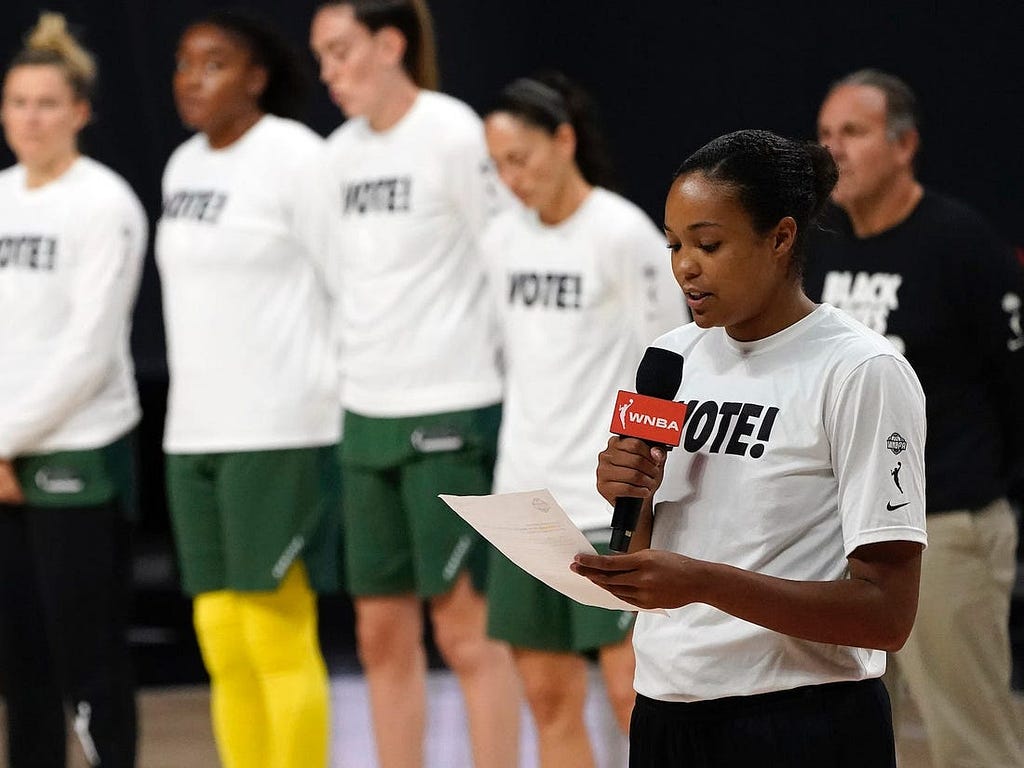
[157,11,340,768]
[807,69,1024,768]
[572,129,927,767]
[0,13,145,767]
[309,2,519,767]
[481,72,684,767]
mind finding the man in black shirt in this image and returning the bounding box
[806,68,1024,768]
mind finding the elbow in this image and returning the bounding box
[870,610,917,652]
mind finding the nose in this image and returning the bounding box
[497,165,521,195]
[320,58,338,84]
[674,248,700,283]
[175,66,201,94]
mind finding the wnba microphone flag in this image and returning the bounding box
[609,390,687,447]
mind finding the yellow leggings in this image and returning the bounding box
[193,564,329,768]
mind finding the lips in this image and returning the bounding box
[684,289,712,311]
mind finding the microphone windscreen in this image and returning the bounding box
[635,347,684,400]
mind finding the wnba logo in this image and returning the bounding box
[610,391,687,446]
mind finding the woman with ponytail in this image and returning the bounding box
[309,2,520,766]
[572,130,928,766]
[0,13,146,768]
[156,9,341,768]
[481,71,684,767]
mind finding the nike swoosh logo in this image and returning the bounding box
[886,501,910,511]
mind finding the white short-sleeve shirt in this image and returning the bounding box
[633,304,927,702]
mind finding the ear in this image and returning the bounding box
[246,65,268,101]
[552,122,577,163]
[893,127,919,170]
[71,99,91,132]
[771,216,798,266]
[375,26,408,69]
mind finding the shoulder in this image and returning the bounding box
[910,190,1004,248]
[913,190,1009,264]
[0,164,21,194]
[481,205,530,248]
[323,116,366,158]
[254,116,326,175]
[255,114,324,151]
[810,305,921,391]
[417,91,485,149]
[651,321,706,357]
[163,132,207,176]
[72,158,144,213]
[417,91,481,128]
[587,189,662,241]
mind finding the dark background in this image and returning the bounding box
[2,0,1023,683]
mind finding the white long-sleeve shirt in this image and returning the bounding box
[323,91,505,417]
[0,157,146,458]
[484,188,686,530]
[156,115,340,452]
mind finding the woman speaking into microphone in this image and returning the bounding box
[573,129,927,767]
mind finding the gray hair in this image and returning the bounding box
[831,68,919,140]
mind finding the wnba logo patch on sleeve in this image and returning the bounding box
[886,433,907,455]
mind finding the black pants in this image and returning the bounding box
[0,502,137,768]
[629,678,896,767]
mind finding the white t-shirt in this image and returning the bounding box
[633,304,927,702]
[484,188,686,530]
[323,90,505,417]
[156,115,340,453]
[0,157,145,458]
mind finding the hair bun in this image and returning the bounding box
[804,141,838,217]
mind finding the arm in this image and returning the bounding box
[573,541,921,651]
[0,196,145,459]
[0,460,24,504]
[615,216,688,346]
[446,123,510,245]
[966,224,1024,479]
[580,354,927,651]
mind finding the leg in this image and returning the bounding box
[895,501,1024,768]
[30,504,136,768]
[430,572,520,768]
[354,593,427,768]
[597,632,636,735]
[193,590,268,768]
[238,563,330,768]
[0,503,66,768]
[513,648,594,768]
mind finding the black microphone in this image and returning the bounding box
[608,347,685,553]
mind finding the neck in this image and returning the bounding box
[538,168,592,225]
[206,108,263,150]
[730,282,816,342]
[368,77,419,133]
[24,149,79,189]
[845,174,923,238]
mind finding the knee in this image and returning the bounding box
[432,618,492,675]
[193,592,249,679]
[522,673,586,730]
[240,578,322,677]
[355,608,422,670]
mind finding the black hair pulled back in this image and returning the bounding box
[674,129,838,274]
[490,70,617,191]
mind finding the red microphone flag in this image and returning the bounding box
[609,390,688,447]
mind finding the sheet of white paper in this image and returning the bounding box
[440,489,664,614]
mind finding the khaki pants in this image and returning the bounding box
[886,498,1024,768]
